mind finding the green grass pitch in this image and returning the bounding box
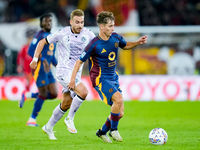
[0,100,200,150]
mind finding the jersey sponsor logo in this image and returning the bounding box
[108,61,116,67]
[108,52,116,61]
[49,43,54,51]
[47,43,54,55]
[47,51,53,55]
[101,49,107,53]
[115,42,118,48]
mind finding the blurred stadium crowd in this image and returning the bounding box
[137,0,200,26]
[0,0,96,26]
[0,0,199,26]
[0,0,200,76]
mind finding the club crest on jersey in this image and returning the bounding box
[81,37,86,42]
[115,42,118,48]
[109,88,113,93]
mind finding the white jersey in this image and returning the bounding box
[46,26,95,72]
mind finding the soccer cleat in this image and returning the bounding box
[26,121,39,127]
[42,125,57,140]
[19,90,26,108]
[96,129,112,143]
[26,117,39,126]
[64,117,77,133]
[109,130,123,142]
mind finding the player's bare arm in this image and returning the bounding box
[29,38,47,69]
[123,35,148,50]
[67,59,83,90]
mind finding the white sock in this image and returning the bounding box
[45,122,54,132]
[28,117,36,122]
[67,95,84,119]
[47,104,65,127]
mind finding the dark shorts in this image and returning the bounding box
[95,79,122,105]
[34,72,55,87]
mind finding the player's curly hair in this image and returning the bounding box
[40,13,52,28]
[96,11,115,25]
[70,9,84,20]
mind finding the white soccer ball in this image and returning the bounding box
[149,128,168,145]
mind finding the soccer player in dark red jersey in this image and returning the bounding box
[68,11,147,143]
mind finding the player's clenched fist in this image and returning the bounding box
[30,58,38,69]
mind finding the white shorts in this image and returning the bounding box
[56,68,82,98]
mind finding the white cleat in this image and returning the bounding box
[64,117,77,134]
[109,130,123,142]
[42,125,57,140]
[96,129,112,143]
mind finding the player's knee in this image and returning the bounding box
[79,89,88,99]
[115,97,123,106]
[38,92,48,99]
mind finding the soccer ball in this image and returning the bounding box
[149,128,168,145]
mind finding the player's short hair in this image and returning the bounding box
[40,13,52,28]
[25,27,37,38]
[96,11,115,25]
[70,9,84,20]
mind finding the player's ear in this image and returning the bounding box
[99,24,104,30]
[70,19,72,26]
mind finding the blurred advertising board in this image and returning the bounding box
[0,76,200,101]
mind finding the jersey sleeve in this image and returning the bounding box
[89,30,96,41]
[46,29,62,44]
[117,34,127,48]
[28,37,39,57]
[79,39,97,62]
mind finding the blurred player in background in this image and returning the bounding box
[17,27,40,109]
[17,28,36,91]
[21,13,58,127]
[67,11,148,143]
[30,9,95,139]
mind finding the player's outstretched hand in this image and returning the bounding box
[30,60,37,69]
[138,35,148,45]
[67,80,75,91]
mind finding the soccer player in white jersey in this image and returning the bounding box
[29,9,95,140]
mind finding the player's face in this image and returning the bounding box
[70,16,84,34]
[102,20,115,37]
[42,17,52,32]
